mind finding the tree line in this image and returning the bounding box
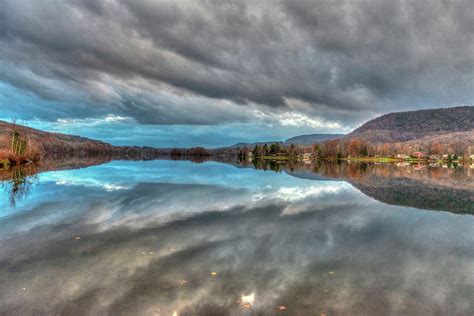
[234,137,474,161]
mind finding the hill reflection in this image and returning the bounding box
[0,155,113,207]
[1,158,474,314]
[240,159,474,215]
[1,156,473,215]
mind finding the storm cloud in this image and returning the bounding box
[0,0,473,129]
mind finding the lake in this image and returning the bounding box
[0,159,473,315]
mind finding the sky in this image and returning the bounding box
[0,0,473,147]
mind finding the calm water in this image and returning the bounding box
[0,159,473,315]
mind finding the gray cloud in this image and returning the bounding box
[0,0,473,127]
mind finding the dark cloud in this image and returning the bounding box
[0,0,472,127]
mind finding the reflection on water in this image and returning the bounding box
[238,159,474,214]
[0,165,38,207]
[0,159,473,315]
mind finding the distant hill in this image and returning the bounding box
[227,134,344,148]
[348,106,474,143]
[285,134,344,145]
[226,141,283,148]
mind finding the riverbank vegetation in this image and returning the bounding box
[0,122,41,168]
[235,137,474,164]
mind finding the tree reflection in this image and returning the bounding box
[241,159,474,215]
[1,165,38,207]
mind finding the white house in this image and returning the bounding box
[396,154,409,159]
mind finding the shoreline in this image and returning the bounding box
[1,152,471,171]
[250,155,470,164]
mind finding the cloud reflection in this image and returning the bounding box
[0,161,473,315]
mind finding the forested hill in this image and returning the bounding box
[0,120,114,155]
[285,134,344,145]
[0,121,171,160]
[348,106,474,143]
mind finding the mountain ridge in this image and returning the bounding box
[285,133,345,145]
[347,106,474,143]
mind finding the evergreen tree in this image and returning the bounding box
[263,144,269,156]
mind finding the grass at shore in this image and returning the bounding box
[257,155,419,163]
[343,157,468,163]
[0,158,11,169]
[343,157,408,163]
[261,155,289,161]
[255,155,468,164]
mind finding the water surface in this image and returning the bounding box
[1,160,473,315]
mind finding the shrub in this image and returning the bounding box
[11,131,27,159]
